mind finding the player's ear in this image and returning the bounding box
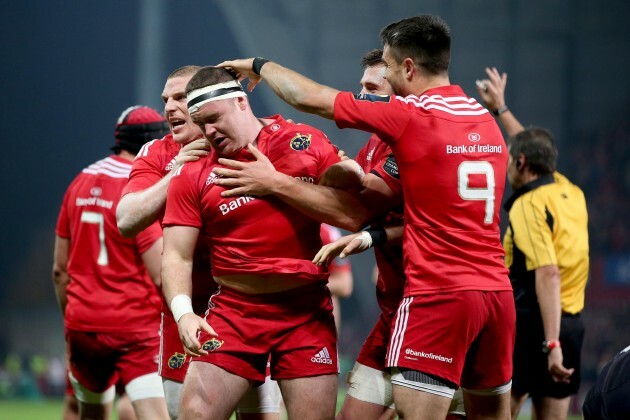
[403,58,415,81]
[516,154,525,170]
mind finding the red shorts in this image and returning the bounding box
[66,328,160,393]
[194,282,338,382]
[357,313,393,371]
[159,311,190,382]
[387,291,515,388]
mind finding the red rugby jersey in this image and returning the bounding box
[355,137,405,319]
[122,133,214,314]
[334,87,511,296]
[56,155,162,332]
[163,115,340,281]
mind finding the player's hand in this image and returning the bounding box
[313,233,361,266]
[172,138,212,169]
[547,347,574,383]
[213,143,281,197]
[177,313,217,357]
[476,67,507,111]
[217,58,262,92]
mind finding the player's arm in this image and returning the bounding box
[535,264,574,383]
[117,174,174,238]
[218,59,338,119]
[213,144,398,231]
[476,66,525,137]
[162,225,216,357]
[52,235,70,316]
[140,237,163,288]
[327,268,353,298]
[116,139,211,238]
[313,223,403,266]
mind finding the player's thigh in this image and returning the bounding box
[391,379,452,420]
[532,396,571,420]
[337,395,396,420]
[279,374,337,420]
[181,361,252,419]
[236,375,281,416]
[462,389,511,420]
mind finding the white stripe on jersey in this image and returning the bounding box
[82,157,131,179]
[396,94,489,116]
[387,296,413,366]
[136,139,159,159]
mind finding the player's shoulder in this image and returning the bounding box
[264,114,331,151]
[396,85,492,121]
[81,155,132,179]
[136,133,178,159]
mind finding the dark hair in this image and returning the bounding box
[508,128,558,175]
[380,15,451,75]
[167,65,202,80]
[361,49,384,69]
[185,66,237,95]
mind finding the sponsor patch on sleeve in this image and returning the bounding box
[382,154,399,179]
[353,93,391,103]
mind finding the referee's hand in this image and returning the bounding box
[547,347,574,383]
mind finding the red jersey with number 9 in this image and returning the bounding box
[163,115,340,280]
[56,155,162,332]
[334,87,511,296]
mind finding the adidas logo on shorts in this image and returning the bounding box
[311,347,333,364]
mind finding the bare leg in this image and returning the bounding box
[463,390,511,420]
[279,374,337,420]
[117,394,137,420]
[63,393,79,420]
[336,395,395,420]
[532,395,571,420]
[78,401,113,420]
[510,391,529,419]
[132,397,169,420]
[392,384,451,420]
[180,362,252,420]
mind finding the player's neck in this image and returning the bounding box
[413,74,450,96]
[117,150,135,162]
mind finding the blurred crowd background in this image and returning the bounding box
[1,0,628,413]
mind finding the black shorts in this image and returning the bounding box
[512,309,584,398]
[582,346,630,420]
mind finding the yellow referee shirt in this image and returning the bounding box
[504,172,589,314]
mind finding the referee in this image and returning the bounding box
[503,127,589,419]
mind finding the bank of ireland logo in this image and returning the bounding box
[202,338,224,352]
[468,133,481,142]
[90,187,102,197]
[290,133,312,151]
[167,352,186,369]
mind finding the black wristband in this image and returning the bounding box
[252,57,270,75]
[492,105,509,116]
[366,227,387,247]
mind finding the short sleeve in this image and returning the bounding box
[135,221,162,254]
[123,140,168,196]
[510,196,558,270]
[333,92,412,144]
[371,153,403,196]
